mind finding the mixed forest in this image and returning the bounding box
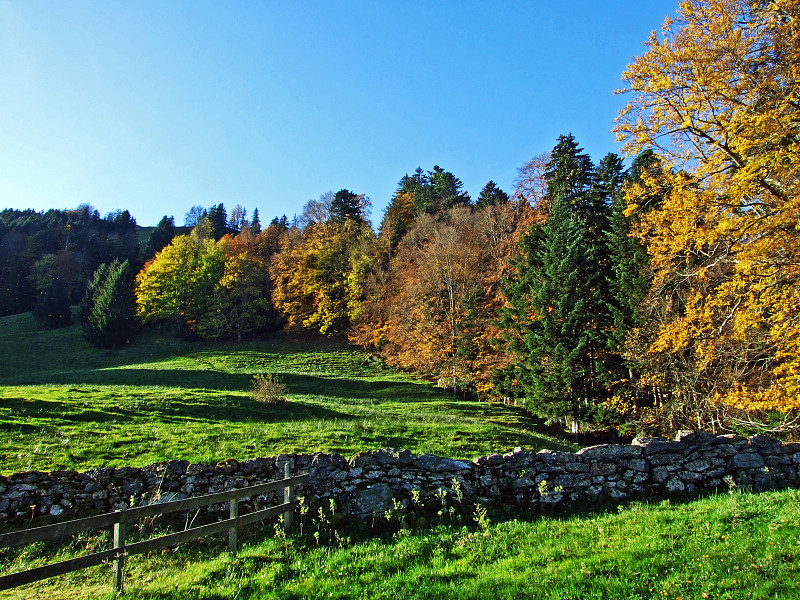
[1,0,797,440]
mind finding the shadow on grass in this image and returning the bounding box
[0,392,355,427]
[5,368,447,403]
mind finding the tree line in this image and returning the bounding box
[4,0,797,439]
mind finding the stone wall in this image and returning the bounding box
[1,431,798,527]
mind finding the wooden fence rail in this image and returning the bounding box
[0,465,309,594]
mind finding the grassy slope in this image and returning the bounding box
[3,489,799,599]
[0,311,572,475]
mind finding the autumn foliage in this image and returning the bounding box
[616,0,800,420]
[115,0,800,438]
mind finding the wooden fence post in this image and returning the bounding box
[283,463,293,531]
[112,512,126,594]
[228,498,238,556]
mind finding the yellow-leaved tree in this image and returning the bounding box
[615,0,800,427]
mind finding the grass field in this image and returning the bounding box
[0,310,572,475]
[3,312,799,599]
[2,488,798,599]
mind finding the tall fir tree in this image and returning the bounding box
[497,196,602,435]
[331,189,366,224]
[475,181,509,210]
[81,259,138,348]
[144,215,176,260]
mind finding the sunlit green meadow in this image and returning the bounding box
[3,488,799,599]
[0,310,571,475]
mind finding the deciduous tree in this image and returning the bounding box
[615,0,800,419]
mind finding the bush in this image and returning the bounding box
[252,373,288,405]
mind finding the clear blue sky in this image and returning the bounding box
[1,1,677,227]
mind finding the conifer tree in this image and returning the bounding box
[81,259,138,348]
[144,215,176,261]
[475,181,509,210]
[497,196,602,435]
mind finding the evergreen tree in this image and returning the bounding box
[475,181,509,210]
[207,204,228,240]
[251,208,261,233]
[397,166,471,215]
[497,197,602,435]
[81,260,138,348]
[144,215,176,260]
[331,189,367,224]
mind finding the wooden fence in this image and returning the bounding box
[0,465,309,594]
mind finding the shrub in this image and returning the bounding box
[252,373,288,405]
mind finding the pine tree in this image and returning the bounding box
[251,208,261,233]
[81,260,138,347]
[497,196,602,435]
[475,181,509,210]
[331,189,366,224]
[144,215,176,260]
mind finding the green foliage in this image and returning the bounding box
[475,180,509,210]
[498,196,603,426]
[80,259,138,348]
[0,205,139,317]
[135,234,226,337]
[143,214,176,260]
[398,166,471,215]
[330,189,369,224]
[30,278,72,329]
[28,254,73,329]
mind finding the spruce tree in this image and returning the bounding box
[144,215,176,260]
[498,196,602,434]
[475,181,509,210]
[495,134,617,435]
[81,260,138,348]
[331,189,365,223]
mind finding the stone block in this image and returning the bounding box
[621,459,649,472]
[577,444,642,460]
[554,473,592,489]
[413,454,471,472]
[674,430,716,445]
[373,448,416,466]
[648,453,683,467]
[684,459,712,472]
[732,452,765,469]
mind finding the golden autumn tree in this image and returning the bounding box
[197,228,277,341]
[615,0,800,425]
[134,233,226,337]
[361,196,529,399]
[270,195,376,336]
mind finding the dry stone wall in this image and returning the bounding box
[1,431,798,527]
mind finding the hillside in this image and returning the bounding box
[0,311,572,475]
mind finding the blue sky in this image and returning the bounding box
[1,1,677,227]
